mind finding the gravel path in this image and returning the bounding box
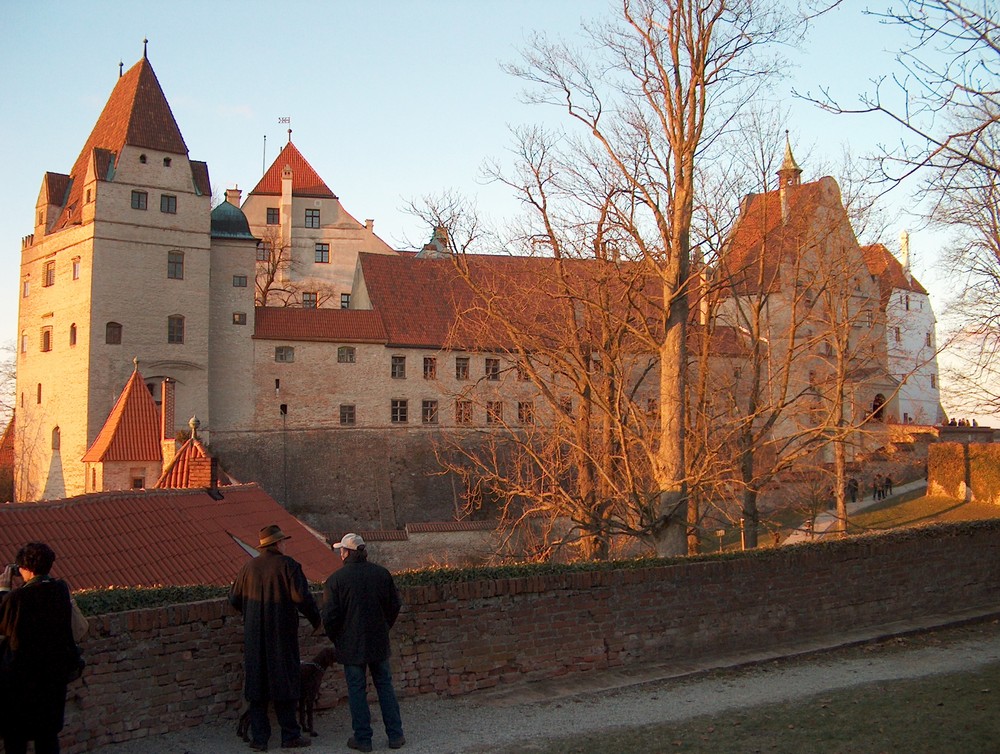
[84,619,1000,754]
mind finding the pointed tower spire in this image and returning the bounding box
[143,38,148,59]
[776,131,802,189]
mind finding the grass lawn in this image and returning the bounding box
[847,495,1000,534]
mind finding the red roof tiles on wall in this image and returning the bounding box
[253,307,387,342]
[0,485,338,589]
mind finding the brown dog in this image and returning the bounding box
[237,646,341,741]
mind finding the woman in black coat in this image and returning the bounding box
[0,542,75,754]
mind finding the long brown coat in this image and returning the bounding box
[0,577,74,738]
[229,549,320,702]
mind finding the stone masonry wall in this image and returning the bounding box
[50,521,1000,753]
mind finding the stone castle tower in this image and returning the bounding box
[15,54,256,501]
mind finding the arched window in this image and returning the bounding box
[872,394,886,421]
[51,426,60,450]
[106,321,122,344]
[167,315,185,344]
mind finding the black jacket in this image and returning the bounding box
[229,549,320,701]
[322,554,401,665]
[0,576,74,737]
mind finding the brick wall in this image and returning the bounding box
[53,521,1000,753]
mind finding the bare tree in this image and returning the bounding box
[503,0,794,555]
[254,227,338,308]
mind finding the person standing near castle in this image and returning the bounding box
[323,534,405,752]
[230,525,319,750]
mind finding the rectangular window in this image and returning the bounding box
[486,401,503,424]
[256,242,271,261]
[340,404,356,425]
[314,243,330,263]
[930,374,937,389]
[455,399,473,425]
[167,251,184,280]
[131,190,148,210]
[485,357,500,381]
[338,346,356,363]
[233,275,248,287]
[340,293,351,309]
[423,357,437,380]
[305,208,320,228]
[167,315,185,344]
[302,292,318,309]
[894,327,901,342]
[266,207,280,225]
[391,355,406,379]
[275,346,295,363]
[233,312,247,325]
[455,356,470,380]
[866,309,874,327]
[22,280,29,298]
[20,333,27,354]
[422,400,439,424]
[391,399,408,424]
[925,332,932,347]
[516,362,530,381]
[72,258,80,280]
[106,322,122,345]
[43,261,55,287]
[160,194,177,214]
[40,327,52,353]
[518,401,534,425]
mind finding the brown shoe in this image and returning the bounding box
[389,736,406,749]
[347,737,373,752]
[281,738,311,749]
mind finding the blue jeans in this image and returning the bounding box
[343,659,404,744]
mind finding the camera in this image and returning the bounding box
[6,564,18,578]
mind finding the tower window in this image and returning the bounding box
[40,327,53,353]
[167,251,184,280]
[69,323,77,346]
[233,312,247,325]
[160,194,177,214]
[131,190,148,210]
[266,208,279,225]
[106,322,123,345]
[167,314,185,344]
[43,261,55,287]
[315,243,330,263]
[233,275,248,287]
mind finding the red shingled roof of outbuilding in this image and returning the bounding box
[81,365,162,463]
[249,141,337,199]
[0,485,338,589]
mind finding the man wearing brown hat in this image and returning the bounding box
[230,525,320,750]
[323,534,405,752]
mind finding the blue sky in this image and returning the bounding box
[3,0,984,419]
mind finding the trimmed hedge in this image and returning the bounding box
[928,442,966,498]
[970,444,1000,505]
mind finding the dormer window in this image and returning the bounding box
[139,154,147,164]
[163,157,172,167]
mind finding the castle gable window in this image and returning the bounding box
[314,243,330,263]
[305,208,320,228]
[267,208,279,225]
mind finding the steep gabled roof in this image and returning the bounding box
[249,140,337,199]
[717,177,850,296]
[253,307,387,343]
[82,364,162,463]
[154,437,237,490]
[0,485,338,588]
[52,57,189,232]
[862,243,929,302]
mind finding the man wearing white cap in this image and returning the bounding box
[323,534,405,752]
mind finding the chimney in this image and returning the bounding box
[900,230,911,282]
[160,378,177,467]
[225,187,242,207]
[365,219,374,232]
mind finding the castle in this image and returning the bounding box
[13,55,942,534]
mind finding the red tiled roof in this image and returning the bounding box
[82,366,162,463]
[43,173,70,206]
[0,485,338,589]
[253,307,387,343]
[154,438,237,489]
[249,141,337,199]
[862,243,928,299]
[52,57,190,232]
[717,178,843,296]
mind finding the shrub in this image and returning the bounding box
[928,443,966,498]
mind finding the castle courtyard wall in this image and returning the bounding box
[54,521,1000,753]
